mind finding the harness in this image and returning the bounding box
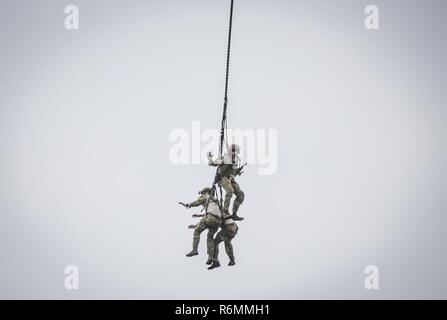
[202,194,223,219]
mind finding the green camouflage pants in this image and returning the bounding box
[219,176,245,214]
[192,214,221,258]
[213,223,239,261]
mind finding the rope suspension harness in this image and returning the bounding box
[183,1,244,265]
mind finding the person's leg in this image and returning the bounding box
[213,231,224,260]
[219,177,234,213]
[231,179,245,220]
[224,240,235,266]
[206,226,218,264]
[224,224,238,265]
[186,219,206,257]
[208,231,224,270]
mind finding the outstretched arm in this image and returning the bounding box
[179,195,207,209]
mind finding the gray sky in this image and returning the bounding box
[1,0,447,299]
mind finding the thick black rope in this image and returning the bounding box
[211,0,235,207]
[219,0,233,157]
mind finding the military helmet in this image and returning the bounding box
[199,187,212,195]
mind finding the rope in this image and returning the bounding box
[220,0,234,156]
[212,0,235,208]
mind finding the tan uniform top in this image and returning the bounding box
[210,154,239,177]
[188,194,222,218]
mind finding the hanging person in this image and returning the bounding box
[179,187,223,265]
[207,143,245,221]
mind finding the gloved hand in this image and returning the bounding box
[178,202,190,209]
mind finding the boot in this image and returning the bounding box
[186,250,198,257]
[231,214,244,221]
[206,257,213,265]
[228,259,236,266]
[208,260,221,270]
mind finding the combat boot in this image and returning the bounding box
[228,259,236,266]
[186,250,198,257]
[208,260,221,270]
[231,214,244,221]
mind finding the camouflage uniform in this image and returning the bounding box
[213,223,238,262]
[186,192,222,259]
[208,213,239,269]
[219,174,244,217]
[208,145,245,218]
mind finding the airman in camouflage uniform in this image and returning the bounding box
[208,211,239,270]
[207,143,245,221]
[179,187,222,265]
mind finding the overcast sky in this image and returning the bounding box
[1,0,447,299]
